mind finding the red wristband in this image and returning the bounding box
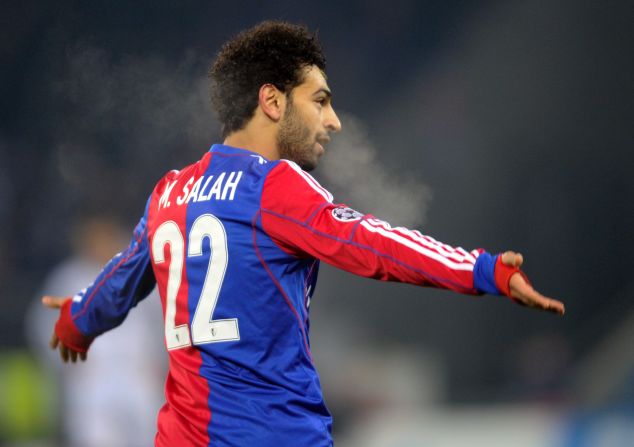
[493,256,531,297]
[54,299,94,353]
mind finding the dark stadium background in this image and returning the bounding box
[1,0,632,444]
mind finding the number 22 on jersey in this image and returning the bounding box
[152,214,239,350]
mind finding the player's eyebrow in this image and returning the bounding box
[313,88,332,99]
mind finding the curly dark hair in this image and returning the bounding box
[209,21,326,137]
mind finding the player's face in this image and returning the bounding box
[277,66,341,171]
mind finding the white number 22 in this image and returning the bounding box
[152,214,239,350]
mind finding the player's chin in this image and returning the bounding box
[298,152,320,172]
[300,159,319,172]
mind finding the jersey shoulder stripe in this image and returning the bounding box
[279,160,333,203]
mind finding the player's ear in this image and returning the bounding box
[258,84,284,122]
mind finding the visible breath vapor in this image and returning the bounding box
[318,113,432,228]
[51,46,431,227]
[58,45,214,152]
[51,45,216,213]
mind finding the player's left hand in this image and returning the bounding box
[42,295,88,363]
[500,251,565,316]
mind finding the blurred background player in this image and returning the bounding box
[26,212,166,447]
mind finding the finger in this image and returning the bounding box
[525,290,565,315]
[59,344,69,363]
[70,350,77,363]
[501,251,523,268]
[49,333,59,350]
[80,351,87,362]
[545,298,565,315]
[512,280,565,315]
[41,295,68,309]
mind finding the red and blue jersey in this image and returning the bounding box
[55,144,513,446]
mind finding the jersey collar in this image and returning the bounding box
[209,144,271,161]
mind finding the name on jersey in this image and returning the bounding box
[158,171,243,209]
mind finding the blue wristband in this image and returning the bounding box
[473,252,501,295]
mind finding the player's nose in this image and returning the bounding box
[324,106,342,133]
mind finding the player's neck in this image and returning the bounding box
[223,116,280,161]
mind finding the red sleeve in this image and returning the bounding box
[260,160,482,294]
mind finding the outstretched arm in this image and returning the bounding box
[260,160,564,315]
[43,201,157,363]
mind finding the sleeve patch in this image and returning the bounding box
[331,206,363,222]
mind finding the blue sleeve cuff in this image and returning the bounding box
[473,252,501,295]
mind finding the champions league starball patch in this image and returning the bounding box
[331,206,363,222]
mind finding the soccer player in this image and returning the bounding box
[43,21,565,447]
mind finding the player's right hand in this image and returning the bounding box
[42,295,88,363]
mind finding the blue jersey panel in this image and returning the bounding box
[182,145,332,446]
